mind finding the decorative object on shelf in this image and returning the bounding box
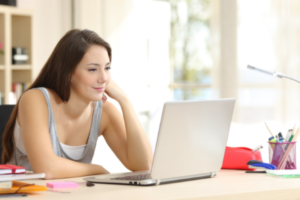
[0,0,16,7]
[0,42,4,55]
[12,47,28,64]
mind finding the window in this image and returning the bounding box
[167,0,213,101]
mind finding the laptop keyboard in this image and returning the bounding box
[111,173,151,180]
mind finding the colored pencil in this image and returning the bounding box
[265,122,274,137]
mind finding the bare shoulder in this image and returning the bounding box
[20,88,44,101]
[19,89,47,109]
[18,89,48,126]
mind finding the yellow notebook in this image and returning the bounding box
[0,181,46,194]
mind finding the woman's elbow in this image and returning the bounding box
[44,171,54,180]
[34,168,55,180]
[32,165,55,180]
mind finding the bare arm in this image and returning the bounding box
[19,90,109,179]
[101,80,153,171]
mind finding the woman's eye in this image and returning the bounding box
[88,68,97,72]
[106,66,111,70]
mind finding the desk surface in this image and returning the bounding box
[6,170,300,200]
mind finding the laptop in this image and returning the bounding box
[84,99,235,186]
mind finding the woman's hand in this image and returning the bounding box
[102,79,128,103]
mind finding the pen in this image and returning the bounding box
[269,136,276,142]
[285,129,292,142]
[284,132,295,151]
[288,134,294,142]
[269,136,276,150]
[270,138,277,143]
[269,136,277,151]
[278,132,284,140]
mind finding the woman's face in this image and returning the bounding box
[70,45,111,102]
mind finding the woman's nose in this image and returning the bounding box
[97,70,108,83]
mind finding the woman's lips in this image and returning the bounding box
[93,87,104,92]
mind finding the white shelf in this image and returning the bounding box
[0,5,33,104]
[11,65,31,70]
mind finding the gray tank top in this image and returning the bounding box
[8,87,102,171]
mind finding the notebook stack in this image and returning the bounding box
[0,181,12,189]
[0,164,46,196]
[0,164,25,190]
[0,164,46,186]
[0,164,26,175]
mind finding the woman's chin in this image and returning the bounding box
[90,95,104,102]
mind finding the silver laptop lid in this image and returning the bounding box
[150,99,235,180]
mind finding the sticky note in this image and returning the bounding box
[46,181,78,188]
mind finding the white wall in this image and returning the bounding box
[73,0,103,36]
[17,0,71,78]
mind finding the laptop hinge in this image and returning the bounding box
[155,180,161,186]
[211,172,216,177]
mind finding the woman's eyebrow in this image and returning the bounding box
[86,63,100,66]
[86,62,111,66]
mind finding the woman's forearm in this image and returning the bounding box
[33,156,109,180]
[118,97,153,171]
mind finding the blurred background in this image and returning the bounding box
[1,0,300,172]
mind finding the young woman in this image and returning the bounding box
[1,29,153,180]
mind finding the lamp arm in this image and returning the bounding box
[281,74,300,84]
[247,65,300,84]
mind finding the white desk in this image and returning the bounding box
[7,170,300,200]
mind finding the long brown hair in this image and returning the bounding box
[2,29,112,164]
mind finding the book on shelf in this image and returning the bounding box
[10,82,31,104]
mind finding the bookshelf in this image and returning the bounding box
[0,5,33,105]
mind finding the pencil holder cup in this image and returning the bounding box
[268,142,297,170]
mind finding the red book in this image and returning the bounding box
[0,165,26,175]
